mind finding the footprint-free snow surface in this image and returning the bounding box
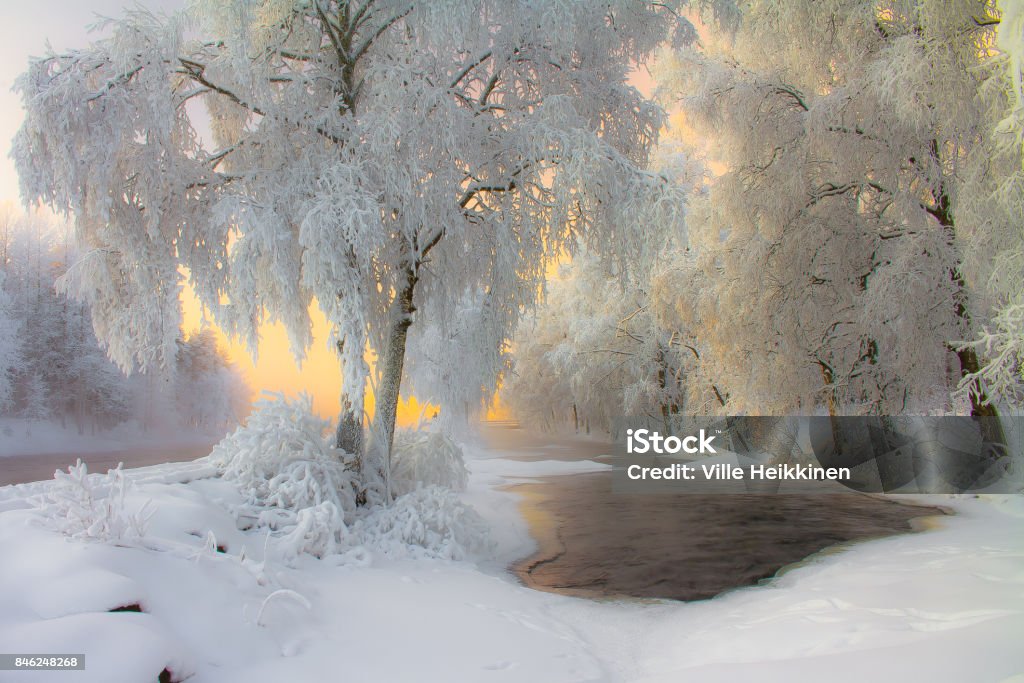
[0,433,1021,682]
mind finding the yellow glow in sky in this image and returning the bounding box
[180,283,440,423]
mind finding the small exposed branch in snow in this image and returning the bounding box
[177,58,266,117]
[85,65,143,102]
[255,589,312,627]
[774,84,809,111]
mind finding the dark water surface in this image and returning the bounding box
[479,422,944,602]
[0,444,215,487]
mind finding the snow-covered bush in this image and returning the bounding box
[210,393,359,521]
[211,394,490,563]
[32,460,150,542]
[273,501,347,562]
[390,428,469,495]
[351,487,492,562]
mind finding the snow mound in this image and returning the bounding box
[210,392,359,522]
[351,486,492,561]
[273,501,348,562]
[391,428,469,494]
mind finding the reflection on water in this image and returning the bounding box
[481,422,944,602]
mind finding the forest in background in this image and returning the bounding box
[0,208,249,440]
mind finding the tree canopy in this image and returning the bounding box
[653,0,1024,416]
[505,0,1024,429]
[15,0,694,490]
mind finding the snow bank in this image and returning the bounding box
[589,495,1024,683]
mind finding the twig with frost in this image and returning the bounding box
[255,589,312,627]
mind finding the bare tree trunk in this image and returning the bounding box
[655,343,679,433]
[949,268,1003,444]
[335,387,367,504]
[334,335,364,456]
[926,163,1006,446]
[369,267,417,495]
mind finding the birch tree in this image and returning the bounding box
[505,147,711,433]
[0,272,18,410]
[505,252,692,433]
[657,0,1023,417]
[14,0,692,490]
[954,0,1024,407]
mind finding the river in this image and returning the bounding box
[479,421,944,602]
[0,443,216,487]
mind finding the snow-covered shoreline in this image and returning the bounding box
[1,441,1021,682]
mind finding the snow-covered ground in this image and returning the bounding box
[0,440,1021,682]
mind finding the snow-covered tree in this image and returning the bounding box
[0,212,249,435]
[401,289,511,431]
[63,298,134,432]
[20,373,51,422]
[176,328,251,433]
[1,215,138,431]
[503,144,718,432]
[503,316,579,432]
[951,0,1024,407]
[14,0,691,489]
[0,271,19,410]
[506,251,698,433]
[655,0,1022,417]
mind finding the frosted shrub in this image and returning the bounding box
[391,428,469,495]
[32,460,150,542]
[211,395,490,563]
[211,393,358,521]
[351,487,492,562]
[274,501,346,562]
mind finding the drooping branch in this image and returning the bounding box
[450,50,493,89]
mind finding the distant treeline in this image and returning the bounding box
[0,210,250,435]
